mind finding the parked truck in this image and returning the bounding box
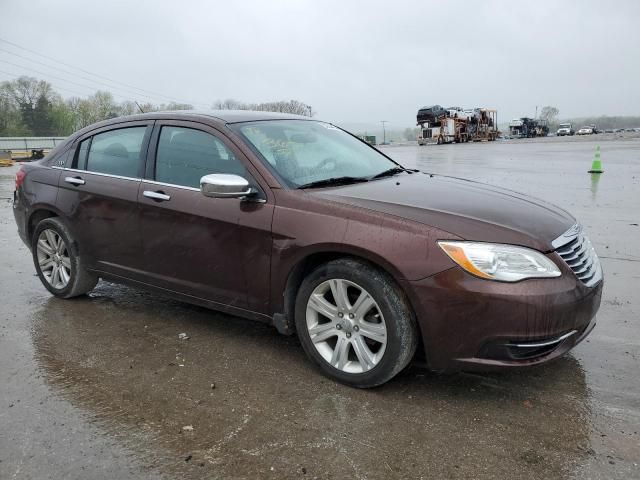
[508,118,549,138]
[556,123,575,136]
[417,116,468,145]
[417,106,497,145]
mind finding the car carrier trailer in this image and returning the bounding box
[417,106,497,145]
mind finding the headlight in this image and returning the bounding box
[438,241,561,282]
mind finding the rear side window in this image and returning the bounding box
[77,127,147,177]
[155,126,246,188]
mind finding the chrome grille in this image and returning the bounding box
[552,225,602,287]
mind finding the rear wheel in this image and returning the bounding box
[32,217,98,298]
[295,258,418,388]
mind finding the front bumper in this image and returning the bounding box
[406,261,603,372]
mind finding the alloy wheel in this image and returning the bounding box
[36,228,71,289]
[305,279,387,374]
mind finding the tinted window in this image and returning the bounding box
[155,126,246,188]
[82,127,147,177]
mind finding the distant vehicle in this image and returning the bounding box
[416,106,497,145]
[417,105,446,125]
[625,128,635,132]
[509,118,548,138]
[509,118,529,138]
[556,123,575,136]
[446,107,470,120]
[418,117,468,145]
[604,129,614,134]
[576,126,594,135]
[359,135,376,145]
[614,128,624,133]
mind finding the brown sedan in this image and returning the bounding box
[13,111,603,387]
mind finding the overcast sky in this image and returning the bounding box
[2,0,639,128]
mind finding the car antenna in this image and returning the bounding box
[135,101,145,114]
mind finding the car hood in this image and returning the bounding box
[309,173,575,251]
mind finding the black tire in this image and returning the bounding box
[32,217,98,298]
[294,258,418,388]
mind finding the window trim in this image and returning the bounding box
[150,124,242,188]
[142,178,200,192]
[52,165,141,182]
[145,120,269,199]
[70,121,154,178]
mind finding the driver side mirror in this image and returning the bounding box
[200,174,256,199]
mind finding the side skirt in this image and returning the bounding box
[92,270,273,325]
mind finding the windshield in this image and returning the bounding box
[231,120,401,188]
[559,124,571,128]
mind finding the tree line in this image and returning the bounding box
[0,76,313,137]
[212,98,313,117]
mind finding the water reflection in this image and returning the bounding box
[32,283,593,479]
[590,172,602,200]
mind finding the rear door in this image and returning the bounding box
[137,120,274,313]
[56,121,153,278]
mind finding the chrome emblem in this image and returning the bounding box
[551,224,583,249]
[563,223,582,238]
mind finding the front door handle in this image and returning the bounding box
[143,190,171,202]
[64,176,85,186]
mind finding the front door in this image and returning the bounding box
[137,121,273,313]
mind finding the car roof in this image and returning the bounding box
[69,110,317,141]
[120,109,311,124]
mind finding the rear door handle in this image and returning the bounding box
[64,176,85,186]
[143,190,171,202]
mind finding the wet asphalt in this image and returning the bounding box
[0,134,638,479]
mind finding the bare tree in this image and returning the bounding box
[160,102,193,111]
[539,106,559,124]
[2,76,53,108]
[212,98,249,110]
[1,76,55,134]
[213,98,314,117]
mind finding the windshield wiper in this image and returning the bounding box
[369,167,408,180]
[297,176,369,189]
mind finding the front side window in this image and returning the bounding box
[231,120,399,188]
[78,127,147,177]
[155,126,246,188]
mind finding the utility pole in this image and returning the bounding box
[381,120,388,144]
[535,105,538,119]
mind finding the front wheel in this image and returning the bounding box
[295,258,418,388]
[32,217,98,298]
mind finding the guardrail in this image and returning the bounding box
[0,137,66,149]
[0,137,67,160]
